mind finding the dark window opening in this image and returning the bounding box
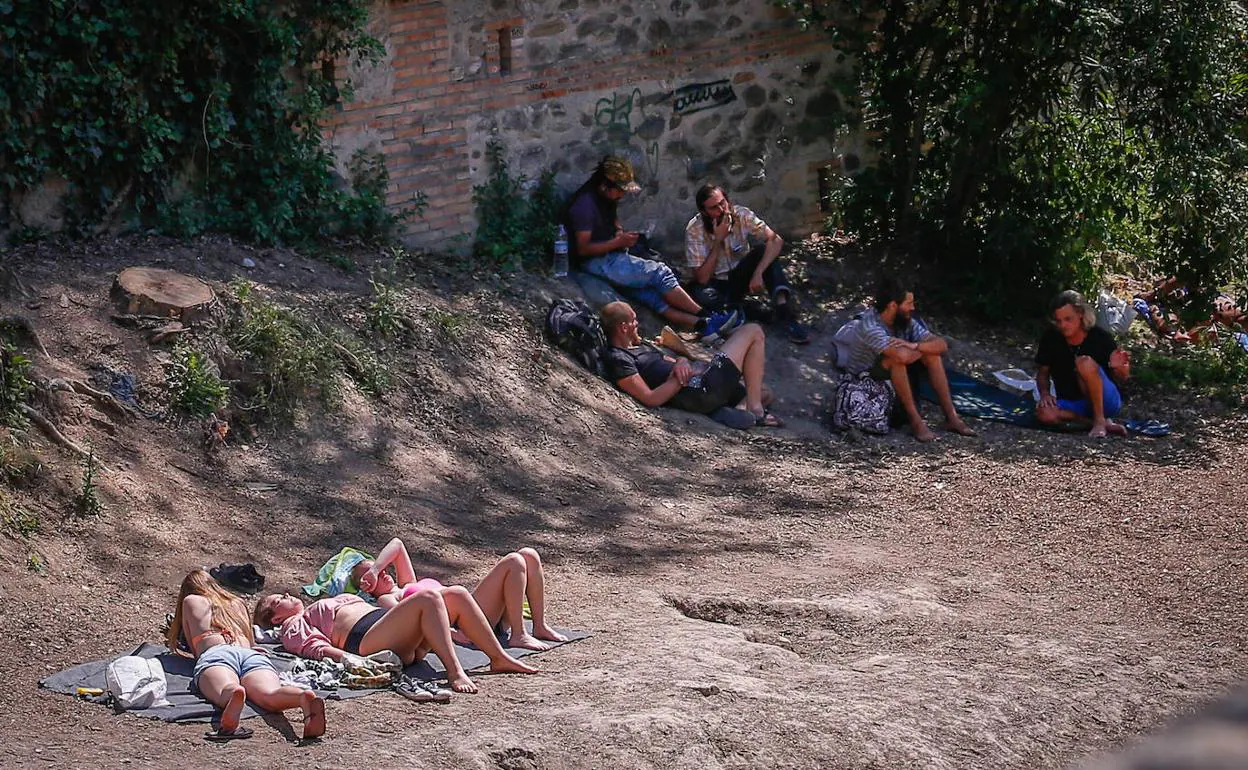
[498,28,513,75]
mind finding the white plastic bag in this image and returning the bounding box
[1096,290,1137,336]
[105,655,170,710]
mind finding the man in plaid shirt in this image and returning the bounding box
[684,183,810,344]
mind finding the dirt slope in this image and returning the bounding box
[0,236,1245,770]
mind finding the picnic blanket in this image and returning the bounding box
[40,623,590,724]
[917,371,1170,436]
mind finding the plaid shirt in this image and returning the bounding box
[683,204,770,281]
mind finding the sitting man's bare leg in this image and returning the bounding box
[916,341,976,436]
[1075,355,1125,437]
[878,347,934,441]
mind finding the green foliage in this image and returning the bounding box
[1,496,39,538]
[72,448,104,519]
[782,0,1248,317]
[27,552,47,574]
[166,345,229,418]
[472,140,559,271]
[0,0,397,245]
[226,281,393,419]
[1133,337,1248,405]
[0,343,34,427]
[367,274,407,340]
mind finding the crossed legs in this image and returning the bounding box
[1035,355,1126,437]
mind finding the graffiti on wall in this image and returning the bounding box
[672,80,737,116]
[588,79,739,178]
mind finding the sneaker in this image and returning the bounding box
[700,309,742,344]
[784,320,811,345]
[395,676,452,704]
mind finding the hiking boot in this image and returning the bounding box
[700,309,742,345]
[784,319,811,345]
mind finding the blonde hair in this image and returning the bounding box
[1048,290,1097,330]
[600,301,633,333]
[166,568,252,657]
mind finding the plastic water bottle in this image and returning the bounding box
[553,224,569,277]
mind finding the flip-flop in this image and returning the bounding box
[204,726,253,742]
[754,410,784,428]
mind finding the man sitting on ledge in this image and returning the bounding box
[600,300,783,428]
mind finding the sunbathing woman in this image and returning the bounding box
[253,584,536,694]
[167,569,325,741]
[353,538,567,651]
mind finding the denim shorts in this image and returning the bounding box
[580,251,679,314]
[1056,365,1123,418]
[192,644,277,690]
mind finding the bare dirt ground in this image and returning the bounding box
[0,236,1245,769]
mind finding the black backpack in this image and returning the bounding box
[545,299,607,377]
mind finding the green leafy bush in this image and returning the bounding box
[0,343,34,427]
[226,281,393,419]
[1133,337,1248,405]
[166,345,229,418]
[472,140,559,271]
[782,0,1248,317]
[0,0,394,245]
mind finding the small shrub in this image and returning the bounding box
[0,343,34,427]
[366,274,407,340]
[72,448,105,519]
[1133,336,1248,405]
[166,345,230,418]
[1,500,39,537]
[26,552,46,574]
[472,139,559,272]
[227,281,341,416]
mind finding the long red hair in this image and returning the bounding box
[166,568,251,657]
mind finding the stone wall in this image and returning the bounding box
[326,0,857,254]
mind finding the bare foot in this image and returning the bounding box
[1106,420,1127,437]
[533,624,568,643]
[912,424,937,442]
[220,685,246,734]
[944,419,977,437]
[489,654,539,675]
[449,674,478,694]
[507,633,551,651]
[1089,421,1108,438]
[300,691,325,740]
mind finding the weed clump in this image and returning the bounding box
[166,345,230,418]
[472,139,558,272]
[0,342,34,427]
[72,448,104,519]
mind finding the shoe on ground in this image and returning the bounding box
[784,320,811,345]
[395,677,452,704]
[700,308,742,345]
[209,563,266,594]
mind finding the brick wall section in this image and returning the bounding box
[323,1,853,250]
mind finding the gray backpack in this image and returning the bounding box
[832,373,895,434]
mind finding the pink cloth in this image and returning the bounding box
[280,594,367,659]
[401,578,444,599]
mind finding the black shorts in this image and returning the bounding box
[344,608,386,655]
[668,354,747,414]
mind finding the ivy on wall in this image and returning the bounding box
[0,0,397,244]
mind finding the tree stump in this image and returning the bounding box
[111,267,216,325]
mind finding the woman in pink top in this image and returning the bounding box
[353,538,567,651]
[252,586,535,694]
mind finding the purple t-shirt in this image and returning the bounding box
[566,187,617,264]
